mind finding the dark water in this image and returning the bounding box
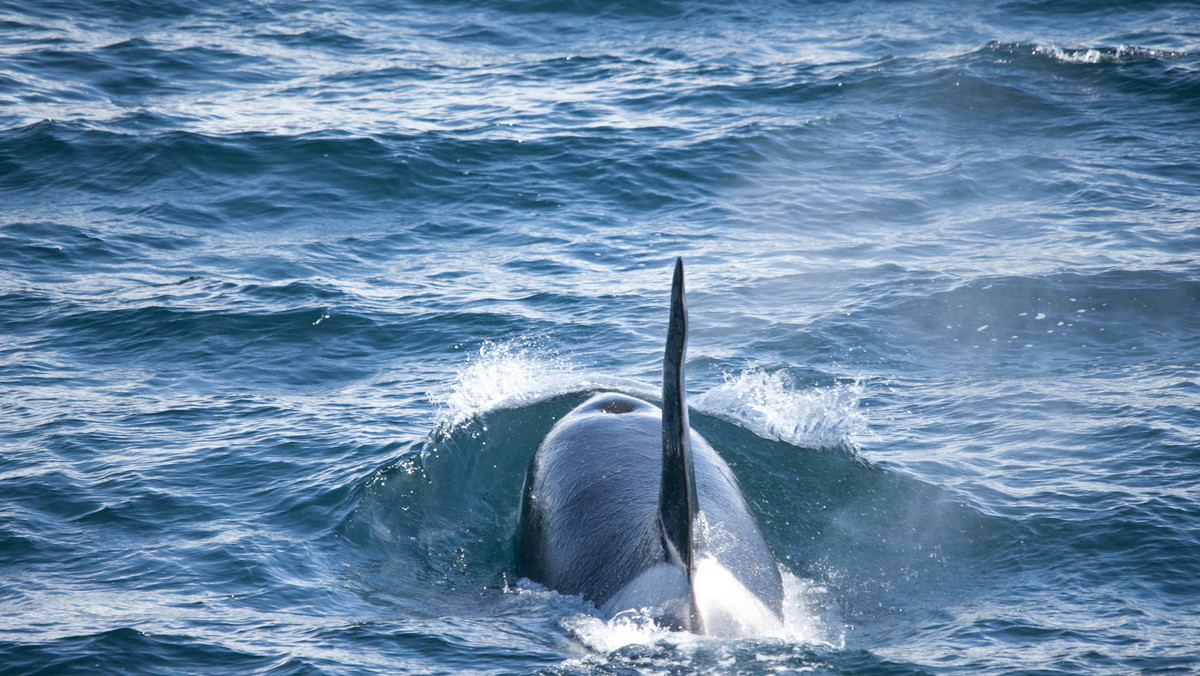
[2,0,1199,673]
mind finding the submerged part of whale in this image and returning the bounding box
[516,258,784,636]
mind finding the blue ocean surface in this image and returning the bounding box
[2,0,1198,673]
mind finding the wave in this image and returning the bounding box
[343,338,1013,664]
[696,369,864,452]
[1031,43,1188,64]
[432,339,865,452]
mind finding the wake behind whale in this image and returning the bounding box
[516,258,784,636]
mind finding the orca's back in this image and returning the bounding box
[516,394,665,606]
[515,392,783,617]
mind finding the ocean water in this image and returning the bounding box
[2,0,1199,673]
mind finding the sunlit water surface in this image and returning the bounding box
[2,0,1198,673]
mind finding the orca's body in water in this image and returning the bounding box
[516,258,784,636]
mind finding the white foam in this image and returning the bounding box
[695,368,864,451]
[563,608,681,654]
[434,340,575,430]
[437,346,864,453]
[1034,43,1183,64]
[555,568,844,654]
[433,340,657,432]
[778,570,846,649]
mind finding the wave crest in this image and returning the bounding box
[695,369,864,452]
[1033,43,1186,64]
[435,340,575,431]
[436,344,865,453]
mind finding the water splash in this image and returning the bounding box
[1033,43,1185,64]
[437,350,865,451]
[434,340,573,431]
[556,569,843,655]
[695,369,864,452]
[433,339,651,433]
[562,609,679,654]
[546,510,845,652]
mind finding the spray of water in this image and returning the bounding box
[556,568,844,654]
[695,368,865,452]
[433,339,653,433]
[435,339,574,431]
[438,343,865,453]
[441,346,858,651]
[1033,43,1184,64]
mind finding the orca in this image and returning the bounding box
[516,258,784,636]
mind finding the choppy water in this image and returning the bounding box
[2,0,1199,673]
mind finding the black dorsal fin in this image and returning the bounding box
[659,257,700,628]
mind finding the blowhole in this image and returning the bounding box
[599,399,638,414]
